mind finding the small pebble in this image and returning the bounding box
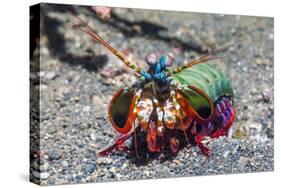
[223,150,230,158]
[85,164,96,174]
[82,106,91,112]
[32,171,40,179]
[238,157,251,168]
[144,171,150,177]
[90,133,96,141]
[62,161,68,168]
[40,172,50,180]
[45,71,56,80]
[96,157,113,165]
[40,162,49,172]
[32,171,50,180]
[121,163,128,170]
[109,167,117,174]
[173,159,181,165]
[49,149,61,160]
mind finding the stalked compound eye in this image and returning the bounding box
[146,52,158,65]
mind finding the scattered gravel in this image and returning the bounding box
[30,3,274,186]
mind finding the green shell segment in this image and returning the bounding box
[170,63,234,102]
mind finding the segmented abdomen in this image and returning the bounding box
[171,63,234,101]
[171,63,235,137]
